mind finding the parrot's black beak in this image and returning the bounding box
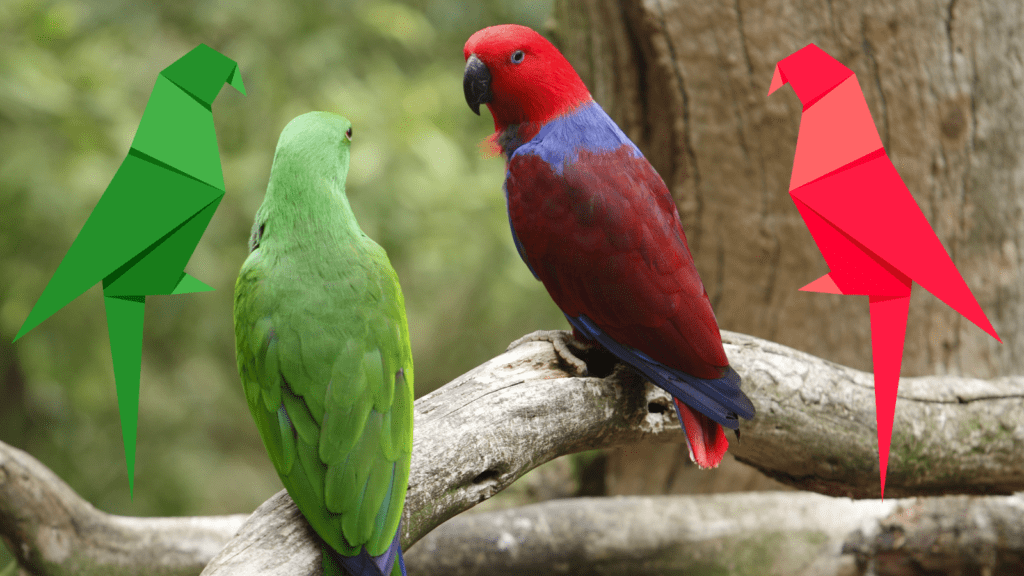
[464,54,492,116]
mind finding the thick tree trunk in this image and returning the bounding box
[552,0,1023,495]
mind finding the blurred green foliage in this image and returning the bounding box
[0,0,561,545]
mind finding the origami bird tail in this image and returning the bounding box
[869,292,911,500]
[104,294,146,497]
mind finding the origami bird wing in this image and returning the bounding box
[792,153,998,340]
[15,160,221,338]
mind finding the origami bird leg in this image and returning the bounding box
[869,292,911,499]
[104,294,145,496]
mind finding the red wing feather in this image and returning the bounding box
[506,145,728,380]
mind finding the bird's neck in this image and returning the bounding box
[494,121,542,160]
[256,149,365,254]
[259,178,363,251]
[494,99,593,160]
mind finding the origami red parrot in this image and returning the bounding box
[769,43,1001,497]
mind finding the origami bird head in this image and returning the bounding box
[768,43,854,110]
[161,43,246,106]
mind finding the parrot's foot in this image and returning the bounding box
[507,329,594,376]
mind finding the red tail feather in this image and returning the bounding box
[675,399,728,469]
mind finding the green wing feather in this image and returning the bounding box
[234,219,413,560]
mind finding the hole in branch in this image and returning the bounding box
[573,345,619,378]
[472,469,500,484]
[647,401,668,414]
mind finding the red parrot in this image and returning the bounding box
[464,24,754,468]
[769,43,1001,496]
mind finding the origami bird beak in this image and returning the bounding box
[464,54,493,115]
[768,64,788,96]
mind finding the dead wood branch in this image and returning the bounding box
[202,332,1024,574]
[3,332,1021,575]
[0,441,246,576]
[405,493,1024,576]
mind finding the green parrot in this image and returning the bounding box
[233,112,413,576]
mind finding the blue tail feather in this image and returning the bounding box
[324,522,405,576]
[566,314,754,429]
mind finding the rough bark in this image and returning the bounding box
[553,0,1024,495]
[405,493,1024,576]
[3,334,1024,575]
[842,494,1024,575]
[7,454,1024,576]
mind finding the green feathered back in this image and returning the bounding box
[233,112,413,568]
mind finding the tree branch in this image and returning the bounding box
[720,332,1024,497]
[202,332,1024,575]
[403,493,1024,575]
[0,440,247,576]
[3,332,1022,575]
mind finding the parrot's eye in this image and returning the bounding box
[345,127,353,141]
[510,50,525,64]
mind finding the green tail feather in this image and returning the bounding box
[104,294,146,497]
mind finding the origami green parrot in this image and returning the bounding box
[233,112,413,576]
[13,43,244,495]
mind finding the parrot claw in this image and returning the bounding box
[507,329,593,376]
